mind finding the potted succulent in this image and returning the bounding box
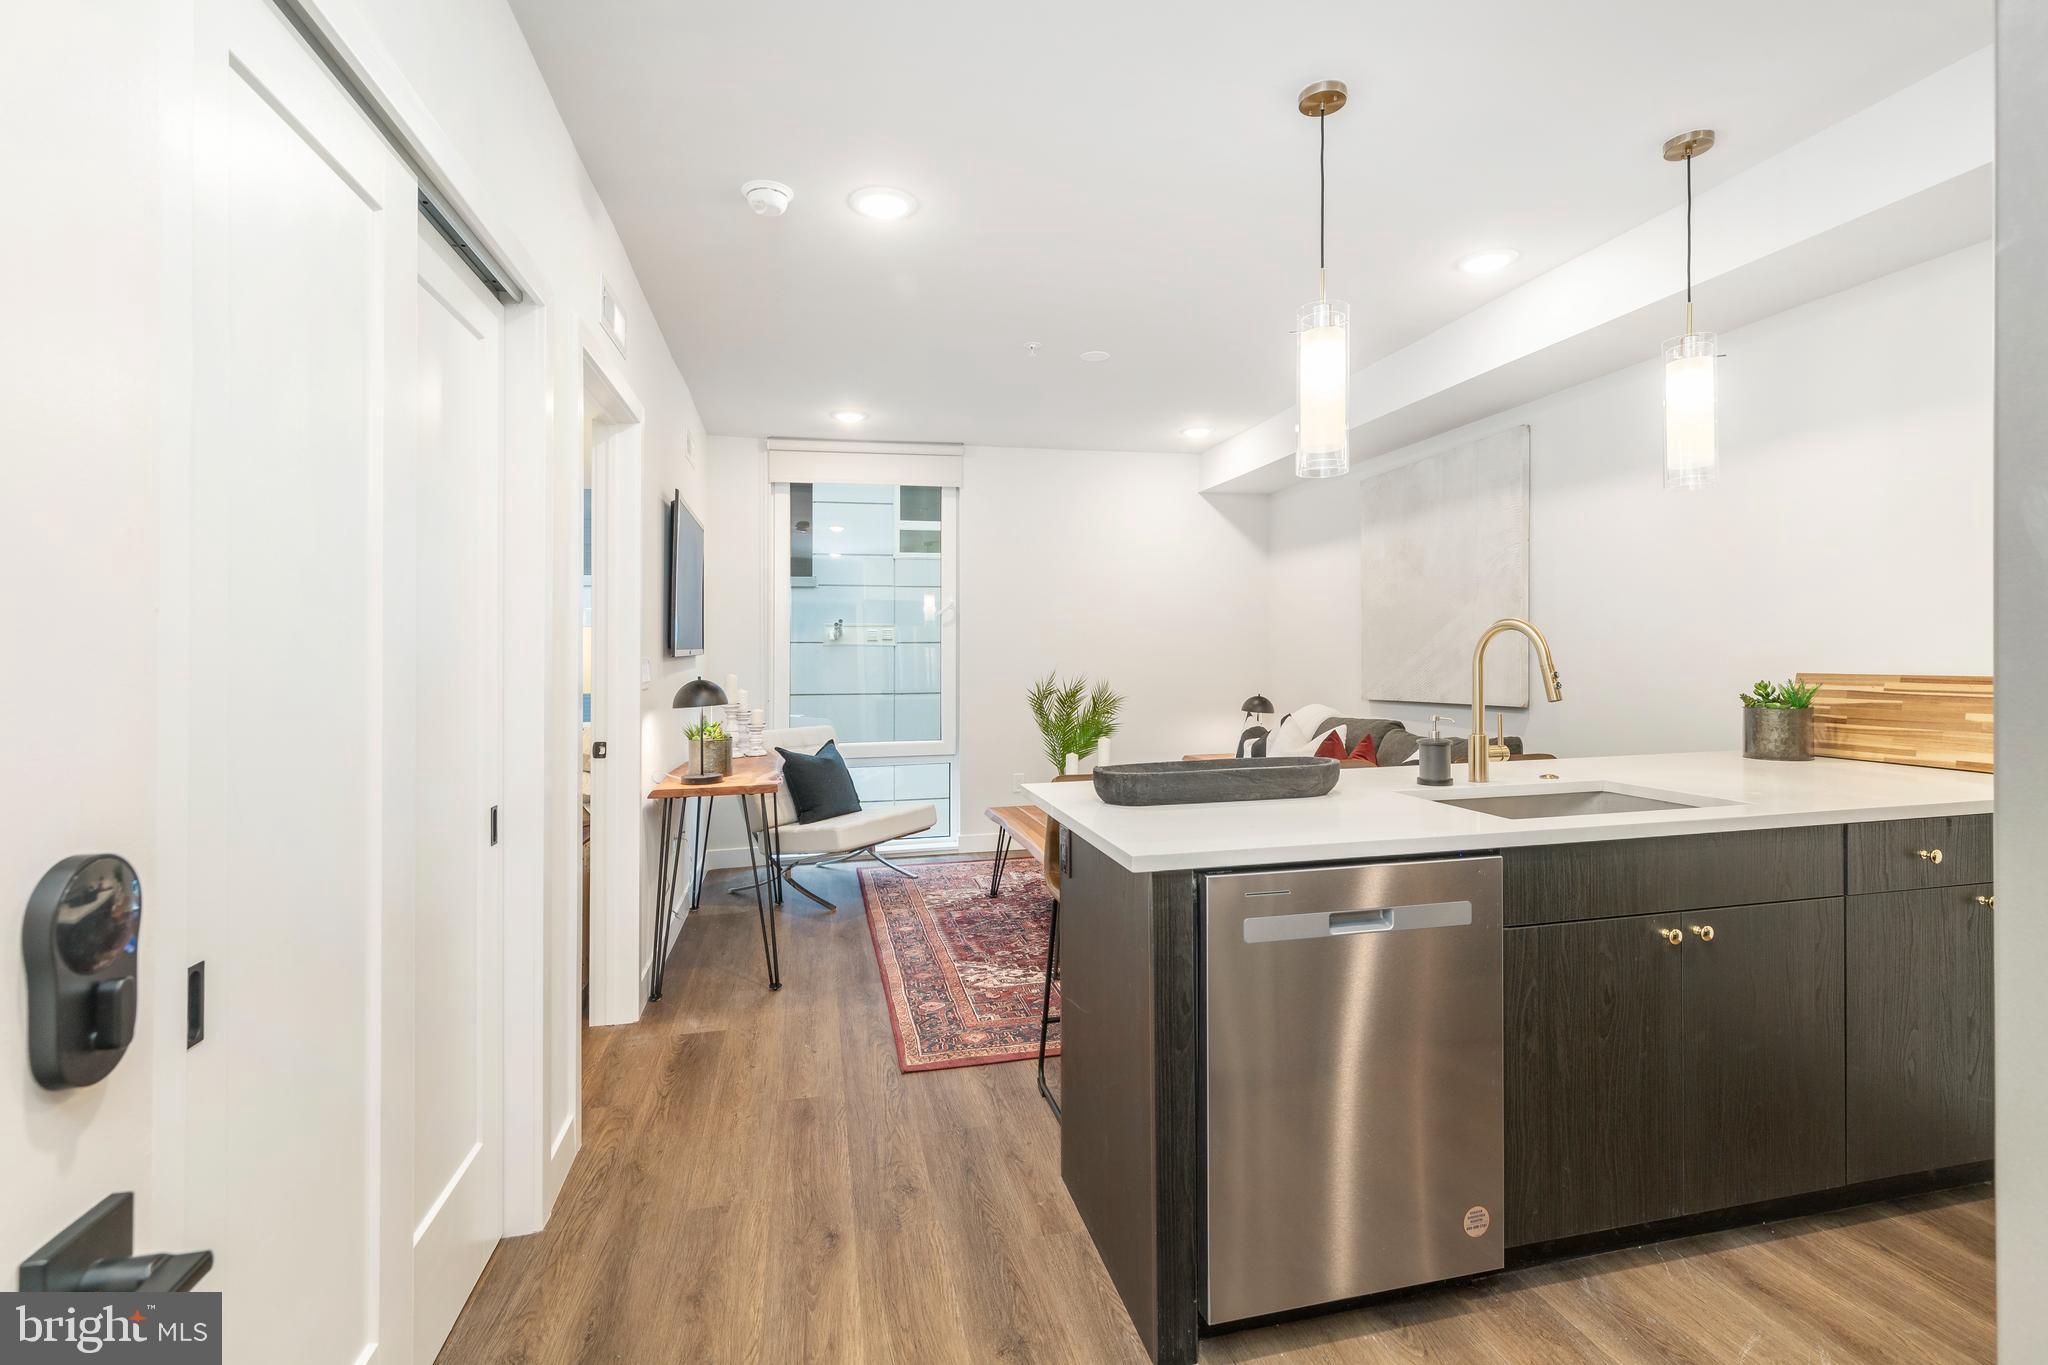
[1026,672,1124,776]
[1739,679,1819,761]
[686,716,732,778]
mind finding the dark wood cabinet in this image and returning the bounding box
[1505,915,1684,1245]
[1848,814,1993,894]
[1846,885,1996,1182]
[1678,897,1846,1212]
[1507,896,1848,1245]
[1503,825,1842,927]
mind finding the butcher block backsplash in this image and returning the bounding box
[1795,673,1993,774]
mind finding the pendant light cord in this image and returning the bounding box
[1316,110,1328,299]
[1685,150,1693,306]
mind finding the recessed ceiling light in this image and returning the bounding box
[1456,248,1520,276]
[832,410,867,424]
[1080,350,1110,363]
[848,187,917,220]
[1180,425,1213,440]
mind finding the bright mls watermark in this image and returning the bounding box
[3,1295,220,1363]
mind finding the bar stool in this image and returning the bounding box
[1035,817,1064,1121]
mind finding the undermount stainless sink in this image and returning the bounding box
[1433,789,1701,819]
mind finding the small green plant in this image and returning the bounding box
[1026,672,1124,775]
[685,717,728,741]
[1739,679,1820,710]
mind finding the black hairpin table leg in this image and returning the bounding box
[650,795,688,1002]
[689,794,712,911]
[741,793,782,990]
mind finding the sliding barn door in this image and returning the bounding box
[410,222,507,1362]
[183,0,417,1358]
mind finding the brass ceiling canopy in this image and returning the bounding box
[1663,129,1716,161]
[1298,80,1349,118]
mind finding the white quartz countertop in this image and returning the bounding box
[1023,752,1994,873]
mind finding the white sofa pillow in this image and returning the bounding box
[1265,703,1337,757]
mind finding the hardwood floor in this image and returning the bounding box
[438,859,1995,1365]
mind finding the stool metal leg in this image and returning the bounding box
[1036,894,1061,1121]
[989,827,1010,898]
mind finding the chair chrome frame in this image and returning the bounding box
[729,840,922,910]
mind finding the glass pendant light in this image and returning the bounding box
[1663,129,1717,490]
[1296,81,1351,479]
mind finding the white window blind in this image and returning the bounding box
[765,440,963,488]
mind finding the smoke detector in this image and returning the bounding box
[741,180,793,217]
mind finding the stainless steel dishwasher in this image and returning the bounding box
[1203,855,1504,1324]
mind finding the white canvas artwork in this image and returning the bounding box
[1360,425,1530,706]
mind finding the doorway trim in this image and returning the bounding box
[580,326,647,1032]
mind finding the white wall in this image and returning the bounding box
[701,440,1268,853]
[1264,243,1993,757]
[959,447,1268,842]
[1995,5,2048,1354]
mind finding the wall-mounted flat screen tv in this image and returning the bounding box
[667,492,705,656]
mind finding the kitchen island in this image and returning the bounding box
[1026,752,1995,1364]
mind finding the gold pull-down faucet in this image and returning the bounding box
[1470,619,1563,783]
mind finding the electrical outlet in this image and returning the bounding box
[1011,771,1025,794]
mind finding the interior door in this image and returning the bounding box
[0,0,163,1290]
[182,0,418,1358]
[411,222,506,1361]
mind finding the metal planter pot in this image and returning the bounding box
[1743,708,1813,761]
[693,735,733,777]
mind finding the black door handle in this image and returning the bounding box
[75,1249,214,1293]
[19,1193,212,1292]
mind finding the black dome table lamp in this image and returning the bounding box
[1237,694,1275,758]
[673,677,731,784]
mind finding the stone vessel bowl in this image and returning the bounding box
[1093,756,1341,807]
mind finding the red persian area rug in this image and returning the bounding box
[860,857,1060,1073]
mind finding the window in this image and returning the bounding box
[774,479,958,843]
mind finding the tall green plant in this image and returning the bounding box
[1026,672,1124,775]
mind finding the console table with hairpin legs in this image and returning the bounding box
[647,752,786,997]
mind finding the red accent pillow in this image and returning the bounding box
[1313,729,1347,759]
[1348,734,1378,765]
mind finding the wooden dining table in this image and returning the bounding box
[647,751,786,997]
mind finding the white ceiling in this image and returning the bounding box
[508,0,1989,453]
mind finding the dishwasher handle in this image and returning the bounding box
[1243,900,1473,943]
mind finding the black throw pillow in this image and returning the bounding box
[776,740,862,824]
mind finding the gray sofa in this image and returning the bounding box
[1307,714,1523,766]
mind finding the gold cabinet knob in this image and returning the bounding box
[1975,894,1996,908]
[1659,927,1683,945]
[1917,848,1944,864]
[1689,924,1715,942]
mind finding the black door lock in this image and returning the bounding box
[23,854,143,1089]
[19,1193,212,1292]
